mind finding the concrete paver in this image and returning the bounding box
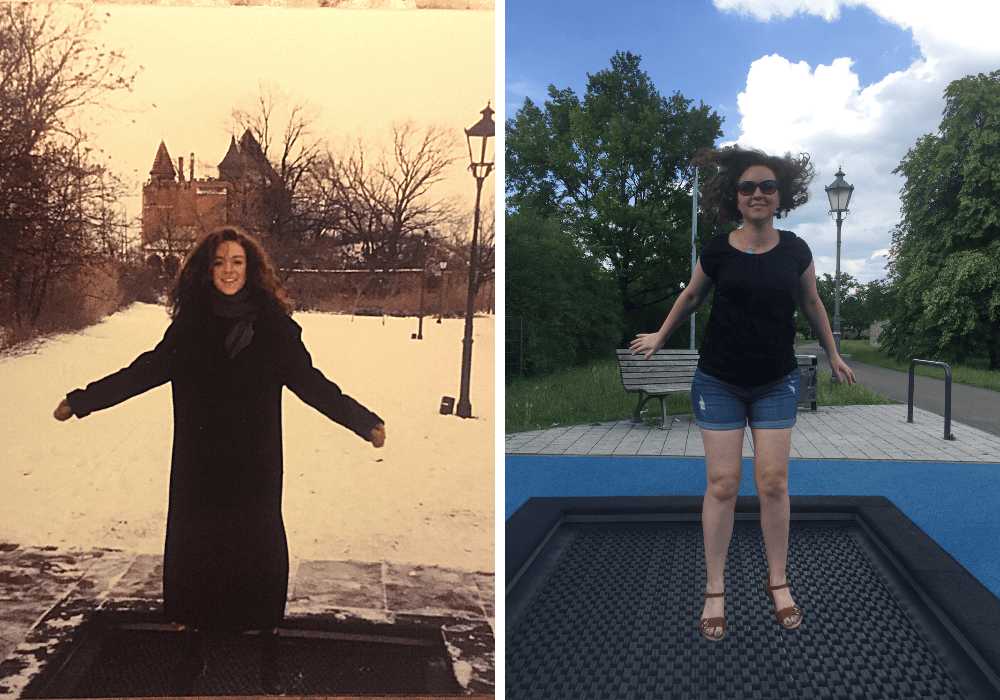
[505,404,1000,462]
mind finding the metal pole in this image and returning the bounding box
[834,210,843,356]
[456,175,483,419]
[690,166,698,350]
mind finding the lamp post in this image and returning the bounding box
[413,231,429,340]
[437,261,447,323]
[825,166,854,382]
[456,102,495,419]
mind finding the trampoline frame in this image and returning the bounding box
[507,495,1000,691]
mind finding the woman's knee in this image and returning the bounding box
[706,476,740,501]
[756,474,789,501]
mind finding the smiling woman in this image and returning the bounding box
[53,226,386,632]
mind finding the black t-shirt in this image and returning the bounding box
[697,229,813,387]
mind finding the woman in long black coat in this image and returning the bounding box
[54,226,386,632]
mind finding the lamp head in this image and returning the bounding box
[465,102,495,179]
[825,166,854,213]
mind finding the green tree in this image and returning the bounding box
[880,70,1000,370]
[506,51,725,341]
[505,210,625,377]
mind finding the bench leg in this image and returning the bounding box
[659,397,668,429]
[632,392,649,424]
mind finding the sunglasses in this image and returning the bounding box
[738,179,779,196]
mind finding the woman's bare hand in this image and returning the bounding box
[629,332,665,360]
[830,356,857,386]
[370,422,386,448]
[54,398,73,421]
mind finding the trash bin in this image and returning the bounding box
[796,355,818,411]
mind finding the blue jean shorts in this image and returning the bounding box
[690,367,800,431]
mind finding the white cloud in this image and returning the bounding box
[716,0,1000,285]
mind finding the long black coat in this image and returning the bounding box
[67,296,383,631]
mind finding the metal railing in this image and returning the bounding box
[907,359,956,440]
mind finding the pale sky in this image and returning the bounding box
[77,4,495,232]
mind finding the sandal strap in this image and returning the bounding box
[766,580,790,592]
[700,617,727,630]
[704,591,725,599]
[775,605,802,621]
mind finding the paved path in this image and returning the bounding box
[505,404,1000,463]
[798,343,1000,437]
[0,547,494,698]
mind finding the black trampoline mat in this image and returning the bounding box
[23,615,462,698]
[506,499,1000,700]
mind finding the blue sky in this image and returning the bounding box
[504,0,1000,287]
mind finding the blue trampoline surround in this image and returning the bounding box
[505,456,1000,601]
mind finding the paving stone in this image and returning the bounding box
[506,405,1000,463]
[290,559,384,612]
[110,553,162,599]
[384,564,484,619]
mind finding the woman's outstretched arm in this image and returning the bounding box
[54,322,179,420]
[630,259,714,359]
[279,316,385,446]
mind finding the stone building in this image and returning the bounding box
[141,130,286,275]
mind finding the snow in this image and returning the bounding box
[0,304,494,574]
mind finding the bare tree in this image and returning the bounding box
[228,82,330,270]
[0,4,136,332]
[322,122,460,271]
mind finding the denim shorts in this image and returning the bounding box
[690,367,800,431]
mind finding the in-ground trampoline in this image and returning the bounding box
[506,496,1000,699]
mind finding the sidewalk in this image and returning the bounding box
[0,547,494,698]
[505,404,1000,462]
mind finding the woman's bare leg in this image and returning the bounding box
[751,426,801,626]
[700,427,744,638]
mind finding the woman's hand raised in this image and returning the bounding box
[54,398,73,421]
[629,332,666,360]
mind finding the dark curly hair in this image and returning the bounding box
[168,226,294,319]
[693,145,815,226]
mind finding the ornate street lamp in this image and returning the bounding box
[456,103,495,419]
[825,166,854,382]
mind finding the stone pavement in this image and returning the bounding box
[0,547,494,698]
[505,404,1000,463]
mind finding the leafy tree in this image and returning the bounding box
[506,51,726,340]
[506,210,624,377]
[880,70,1000,370]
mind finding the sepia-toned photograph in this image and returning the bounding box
[0,1,495,697]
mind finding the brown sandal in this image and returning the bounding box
[764,576,803,629]
[700,591,727,642]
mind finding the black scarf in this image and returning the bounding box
[210,286,256,359]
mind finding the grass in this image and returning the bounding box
[505,355,898,433]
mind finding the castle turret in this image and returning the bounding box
[217,136,242,182]
[150,140,176,181]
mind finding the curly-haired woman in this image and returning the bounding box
[630,146,856,642]
[54,226,386,632]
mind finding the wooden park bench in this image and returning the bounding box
[616,349,818,429]
[616,348,700,429]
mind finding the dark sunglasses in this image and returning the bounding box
[738,179,779,196]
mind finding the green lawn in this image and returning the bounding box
[505,354,898,433]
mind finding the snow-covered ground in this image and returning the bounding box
[0,304,494,574]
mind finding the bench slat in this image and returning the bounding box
[622,383,692,393]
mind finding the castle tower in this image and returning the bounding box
[149,140,176,181]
